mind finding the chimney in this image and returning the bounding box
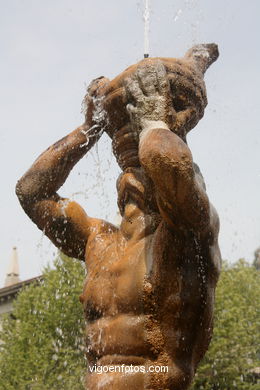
[5,246,21,287]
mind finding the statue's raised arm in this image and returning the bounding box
[16,77,113,260]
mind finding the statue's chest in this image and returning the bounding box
[83,235,149,317]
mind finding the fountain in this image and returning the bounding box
[16,43,221,389]
[143,0,150,58]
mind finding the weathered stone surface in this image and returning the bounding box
[16,43,221,389]
[83,43,218,171]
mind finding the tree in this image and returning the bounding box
[192,260,260,390]
[253,247,260,271]
[0,254,86,390]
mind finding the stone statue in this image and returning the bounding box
[16,43,221,390]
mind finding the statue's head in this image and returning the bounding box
[116,164,206,219]
[84,43,219,171]
[116,167,158,217]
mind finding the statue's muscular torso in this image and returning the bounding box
[81,209,220,390]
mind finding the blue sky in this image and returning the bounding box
[0,0,259,285]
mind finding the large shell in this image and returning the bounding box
[85,44,219,171]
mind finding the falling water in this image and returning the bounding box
[143,0,150,58]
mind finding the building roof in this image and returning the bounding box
[0,275,43,303]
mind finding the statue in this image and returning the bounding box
[16,43,221,390]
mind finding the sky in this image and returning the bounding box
[0,0,259,286]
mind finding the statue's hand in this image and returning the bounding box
[83,76,110,138]
[125,61,175,134]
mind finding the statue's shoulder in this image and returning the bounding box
[88,218,119,238]
[207,203,220,242]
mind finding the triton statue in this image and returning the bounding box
[16,43,221,389]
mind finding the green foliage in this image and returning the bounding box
[192,260,260,390]
[0,254,86,390]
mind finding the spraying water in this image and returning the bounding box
[143,0,150,58]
